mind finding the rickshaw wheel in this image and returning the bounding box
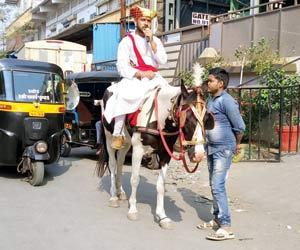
[61,142,71,157]
[28,161,45,186]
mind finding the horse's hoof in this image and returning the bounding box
[118,193,127,201]
[108,199,120,208]
[127,212,139,221]
[159,218,174,230]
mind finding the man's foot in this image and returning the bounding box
[111,136,125,150]
[196,219,220,230]
[206,227,235,241]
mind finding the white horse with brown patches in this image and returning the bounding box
[97,82,214,229]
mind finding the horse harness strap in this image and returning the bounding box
[135,126,178,136]
[178,101,207,147]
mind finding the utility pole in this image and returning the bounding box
[120,0,126,39]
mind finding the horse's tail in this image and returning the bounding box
[95,91,110,178]
[95,140,109,178]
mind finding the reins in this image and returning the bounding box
[154,90,204,173]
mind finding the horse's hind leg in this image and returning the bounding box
[156,163,173,229]
[107,155,120,207]
[127,133,143,221]
[105,132,120,208]
[116,152,127,201]
[116,135,131,201]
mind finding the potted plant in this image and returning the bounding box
[276,112,300,152]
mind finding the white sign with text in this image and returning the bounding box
[192,12,209,26]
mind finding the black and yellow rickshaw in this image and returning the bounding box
[0,59,65,186]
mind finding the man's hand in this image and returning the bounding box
[143,28,153,42]
[235,133,243,154]
[134,70,155,80]
[235,144,242,155]
[144,28,157,53]
[143,71,155,80]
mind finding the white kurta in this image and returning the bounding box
[103,32,168,123]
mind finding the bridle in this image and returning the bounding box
[154,87,207,173]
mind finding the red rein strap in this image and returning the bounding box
[127,33,158,72]
[154,91,199,173]
[154,91,181,161]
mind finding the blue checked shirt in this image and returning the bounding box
[206,90,245,155]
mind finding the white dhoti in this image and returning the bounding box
[103,74,168,123]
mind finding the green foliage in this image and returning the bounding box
[178,68,209,88]
[235,38,280,76]
[178,70,194,88]
[235,38,300,128]
[204,53,229,71]
[177,52,228,88]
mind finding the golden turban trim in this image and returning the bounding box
[130,6,157,20]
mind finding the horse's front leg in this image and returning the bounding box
[156,163,173,229]
[127,133,143,221]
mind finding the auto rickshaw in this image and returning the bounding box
[0,59,65,186]
[61,71,120,157]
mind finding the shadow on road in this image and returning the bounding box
[44,159,72,184]
[177,187,213,223]
[61,146,98,162]
[0,166,24,180]
[0,158,72,186]
[99,171,184,223]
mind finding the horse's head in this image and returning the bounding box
[177,82,213,163]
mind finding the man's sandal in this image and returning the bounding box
[206,228,235,241]
[196,220,220,230]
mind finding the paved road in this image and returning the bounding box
[0,147,299,250]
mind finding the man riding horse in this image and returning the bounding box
[99,5,210,229]
[103,5,168,150]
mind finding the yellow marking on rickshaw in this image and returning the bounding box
[0,103,12,110]
[29,110,45,117]
[0,101,65,114]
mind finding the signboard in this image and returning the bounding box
[192,12,209,26]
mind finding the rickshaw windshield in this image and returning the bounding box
[11,70,64,103]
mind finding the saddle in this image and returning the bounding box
[126,88,158,127]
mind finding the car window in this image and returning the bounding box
[13,71,64,103]
[13,71,52,102]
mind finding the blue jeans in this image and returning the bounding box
[95,120,102,144]
[207,149,233,226]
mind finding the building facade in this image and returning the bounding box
[7,0,295,69]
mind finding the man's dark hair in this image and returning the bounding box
[208,67,229,89]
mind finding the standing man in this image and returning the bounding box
[200,68,245,241]
[103,5,168,150]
